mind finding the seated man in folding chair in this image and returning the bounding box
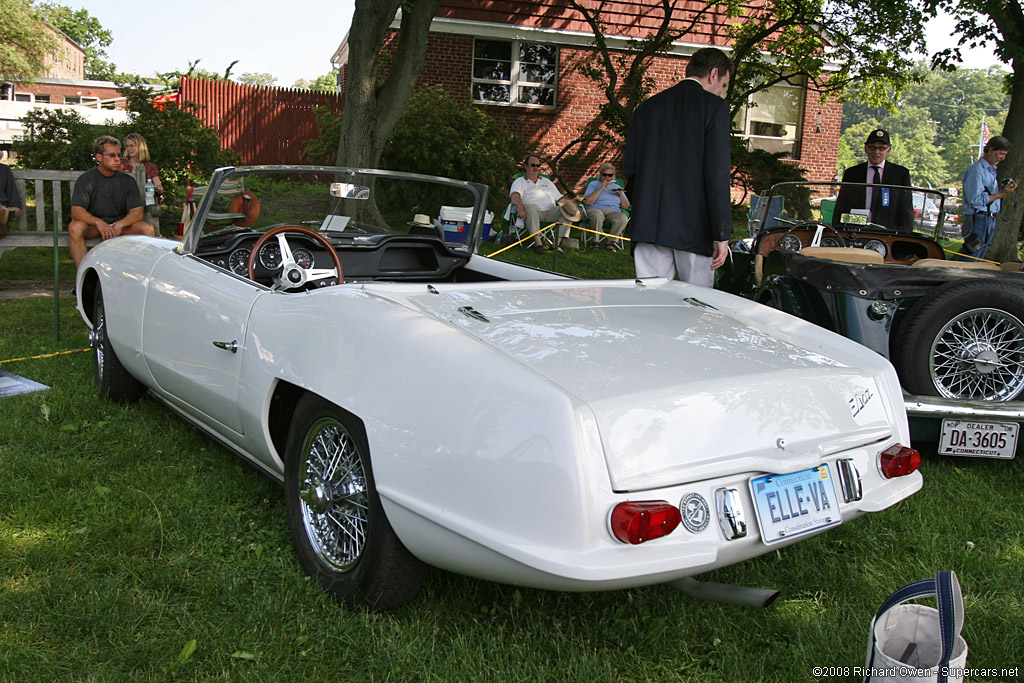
[69,135,155,269]
[582,163,630,251]
[510,155,577,254]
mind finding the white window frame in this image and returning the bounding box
[735,79,805,158]
[472,38,558,109]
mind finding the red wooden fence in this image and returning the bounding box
[179,77,344,165]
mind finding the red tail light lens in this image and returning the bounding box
[879,444,921,478]
[609,501,682,545]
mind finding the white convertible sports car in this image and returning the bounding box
[76,166,922,610]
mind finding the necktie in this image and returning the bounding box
[870,166,882,219]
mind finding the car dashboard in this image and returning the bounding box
[756,226,945,264]
[195,231,472,286]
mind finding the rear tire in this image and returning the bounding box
[284,394,426,610]
[893,279,1024,401]
[92,285,145,402]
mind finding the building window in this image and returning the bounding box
[473,39,557,108]
[64,96,99,106]
[734,80,805,157]
[14,93,31,102]
[35,95,50,103]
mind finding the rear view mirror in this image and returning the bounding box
[330,183,370,199]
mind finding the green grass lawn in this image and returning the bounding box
[1,243,1023,681]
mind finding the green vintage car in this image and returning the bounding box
[717,181,1024,459]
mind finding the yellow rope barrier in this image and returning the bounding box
[0,348,89,364]
[940,248,1000,265]
[485,222,630,258]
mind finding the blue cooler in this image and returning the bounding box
[440,206,473,243]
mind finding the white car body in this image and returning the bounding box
[76,166,921,609]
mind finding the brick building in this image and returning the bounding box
[331,0,843,192]
[1,24,127,155]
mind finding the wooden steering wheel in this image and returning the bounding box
[247,225,344,290]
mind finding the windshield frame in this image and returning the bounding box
[178,165,490,256]
[752,181,951,240]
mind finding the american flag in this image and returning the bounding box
[981,119,991,149]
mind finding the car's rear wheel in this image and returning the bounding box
[284,394,425,610]
[91,285,145,402]
[893,279,1024,401]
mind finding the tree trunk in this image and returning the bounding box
[335,0,442,169]
[988,60,1024,262]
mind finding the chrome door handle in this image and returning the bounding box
[212,340,238,353]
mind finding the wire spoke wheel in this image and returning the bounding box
[895,279,1024,405]
[298,417,369,572]
[285,395,426,610]
[930,308,1024,400]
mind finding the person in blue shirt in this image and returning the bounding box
[961,135,1018,259]
[582,163,631,251]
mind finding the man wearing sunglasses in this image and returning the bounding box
[69,135,155,268]
[832,129,914,233]
[510,155,576,254]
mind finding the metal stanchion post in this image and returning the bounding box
[53,211,60,340]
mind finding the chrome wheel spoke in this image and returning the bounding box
[298,418,369,572]
[930,308,1024,400]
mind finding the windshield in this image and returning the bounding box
[749,182,954,239]
[183,166,486,252]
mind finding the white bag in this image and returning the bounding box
[864,571,968,683]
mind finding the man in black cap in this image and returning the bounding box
[832,129,914,233]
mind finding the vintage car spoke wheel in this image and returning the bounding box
[284,395,425,610]
[91,285,145,402]
[894,279,1024,401]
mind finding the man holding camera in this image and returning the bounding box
[961,135,1018,259]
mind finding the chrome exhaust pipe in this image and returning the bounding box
[670,577,780,608]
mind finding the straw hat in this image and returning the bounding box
[559,202,582,223]
[408,213,433,227]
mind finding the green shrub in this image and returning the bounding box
[13,84,237,215]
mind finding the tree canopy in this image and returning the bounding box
[0,0,57,82]
[841,65,1010,188]
[238,72,278,87]
[923,0,1024,259]
[293,72,338,92]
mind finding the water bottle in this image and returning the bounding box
[145,178,155,205]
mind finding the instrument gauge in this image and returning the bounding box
[821,236,843,248]
[778,234,803,252]
[259,242,282,270]
[293,248,314,269]
[861,239,887,257]
[228,248,251,275]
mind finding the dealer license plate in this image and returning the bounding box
[939,419,1018,459]
[749,465,842,545]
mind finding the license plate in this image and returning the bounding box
[939,419,1018,459]
[749,465,842,545]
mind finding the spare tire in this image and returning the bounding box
[893,279,1024,401]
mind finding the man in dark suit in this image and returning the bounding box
[832,129,914,233]
[624,47,733,287]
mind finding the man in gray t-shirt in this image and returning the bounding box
[69,135,155,268]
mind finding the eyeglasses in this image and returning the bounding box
[102,152,122,158]
[865,145,889,152]
[601,172,614,177]
[528,163,541,167]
